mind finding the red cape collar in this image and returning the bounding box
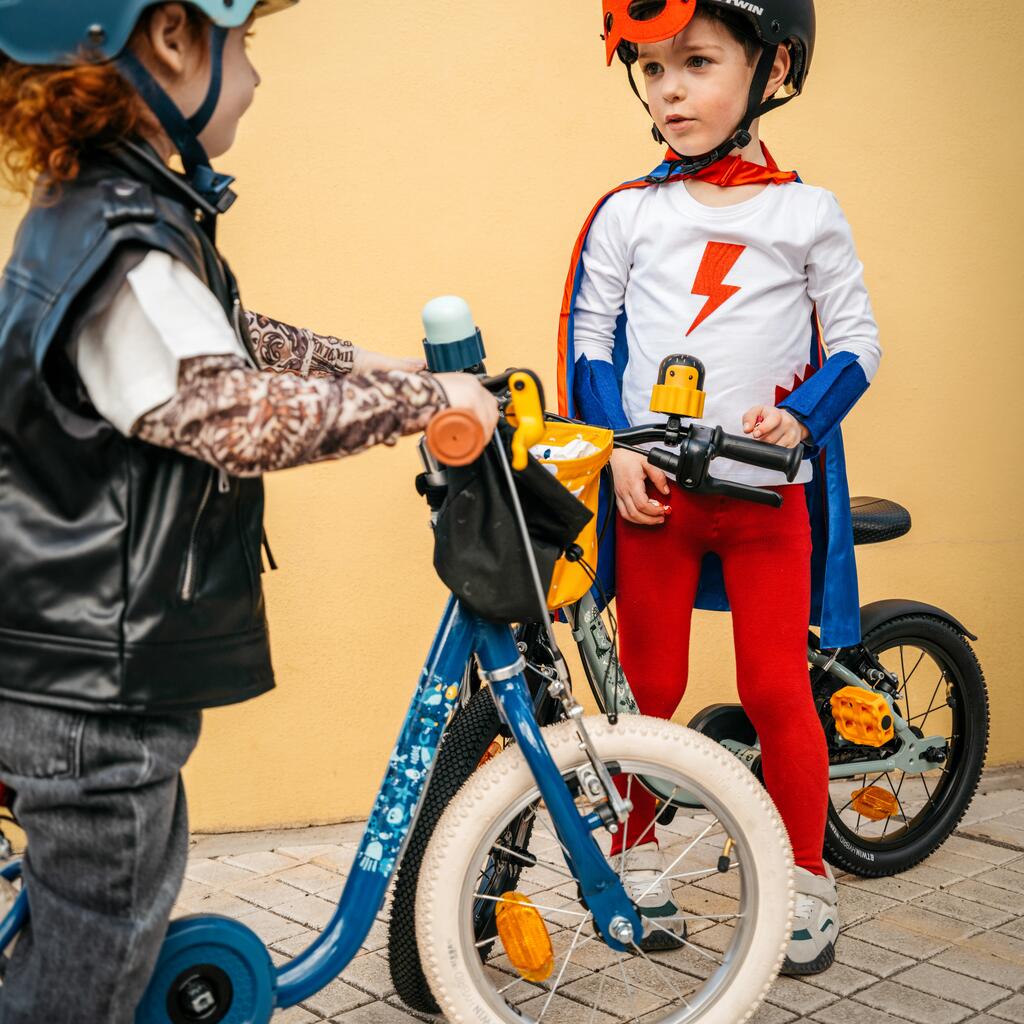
[663,141,798,187]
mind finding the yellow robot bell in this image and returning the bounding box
[649,354,707,419]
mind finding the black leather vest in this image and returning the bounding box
[0,143,275,713]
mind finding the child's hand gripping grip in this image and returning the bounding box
[715,431,804,482]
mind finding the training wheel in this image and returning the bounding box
[134,916,275,1024]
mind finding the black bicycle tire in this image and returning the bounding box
[822,615,989,877]
[388,686,504,1014]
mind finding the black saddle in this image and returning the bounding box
[850,496,911,546]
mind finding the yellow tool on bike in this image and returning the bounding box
[505,371,547,471]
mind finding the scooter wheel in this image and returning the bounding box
[135,915,275,1024]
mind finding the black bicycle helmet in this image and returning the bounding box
[601,0,815,176]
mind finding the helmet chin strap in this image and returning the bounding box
[116,24,237,215]
[624,45,779,183]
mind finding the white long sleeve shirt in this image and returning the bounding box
[572,178,881,486]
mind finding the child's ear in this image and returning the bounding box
[142,3,196,79]
[763,42,792,101]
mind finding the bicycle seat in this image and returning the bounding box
[849,496,911,545]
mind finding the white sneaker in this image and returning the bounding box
[619,841,687,951]
[781,862,839,975]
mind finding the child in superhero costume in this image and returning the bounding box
[558,0,882,973]
[0,3,497,1020]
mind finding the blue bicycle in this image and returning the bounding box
[0,298,800,1024]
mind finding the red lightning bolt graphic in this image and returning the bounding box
[686,241,746,336]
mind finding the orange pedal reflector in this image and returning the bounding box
[495,891,555,982]
[850,785,899,821]
[830,686,895,747]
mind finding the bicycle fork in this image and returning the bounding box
[474,621,643,951]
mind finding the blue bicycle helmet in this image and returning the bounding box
[0,1,297,66]
[0,1,299,211]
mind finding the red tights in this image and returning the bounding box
[609,480,828,877]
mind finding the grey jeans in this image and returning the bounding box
[0,698,201,1024]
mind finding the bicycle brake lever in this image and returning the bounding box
[698,477,783,507]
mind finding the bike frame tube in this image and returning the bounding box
[275,596,474,1008]
[275,596,641,1005]
[474,621,642,950]
[0,861,26,952]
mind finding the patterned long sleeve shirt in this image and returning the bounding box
[69,251,446,475]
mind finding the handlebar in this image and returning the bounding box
[424,409,486,467]
[423,369,805,510]
[424,370,545,468]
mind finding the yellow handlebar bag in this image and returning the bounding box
[530,422,614,610]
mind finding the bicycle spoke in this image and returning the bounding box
[645,917,724,966]
[472,892,590,919]
[882,771,911,832]
[538,911,592,1021]
[632,819,719,904]
[903,647,926,686]
[920,770,933,804]
[531,810,573,863]
[629,940,692,1010]
[663,863,738,882]
[898,646,916,721]
[587,962,609,1024]
[627,784,681,856]
[491,842,575,882]
[648,912,744,923]
[916,671,945,729]
[834,793,856,815]
[496,973,530,997]
[615,952,640,1024]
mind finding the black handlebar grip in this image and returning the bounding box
[714,430,804,482]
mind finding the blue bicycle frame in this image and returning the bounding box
[271,594,640,1008]
[0,594,642,1018]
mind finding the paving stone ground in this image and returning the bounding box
[182,765,1024,1023]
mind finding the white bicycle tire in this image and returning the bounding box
[416,715,794,1024]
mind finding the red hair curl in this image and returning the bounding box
[0,59,143,194]
[0,7,208,196]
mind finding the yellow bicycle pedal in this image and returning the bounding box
[830,686,895,747]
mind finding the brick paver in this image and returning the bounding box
[177,770,1024,1021]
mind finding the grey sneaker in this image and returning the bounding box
[781,862,839,975]
[619,841,688,951]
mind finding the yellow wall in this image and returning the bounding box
[1,1,1020,831]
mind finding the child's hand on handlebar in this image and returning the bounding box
[433,373,501,440]
[610,449,672,526]
[742,405,811,448]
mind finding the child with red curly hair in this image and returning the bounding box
[0,3,496,1020]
